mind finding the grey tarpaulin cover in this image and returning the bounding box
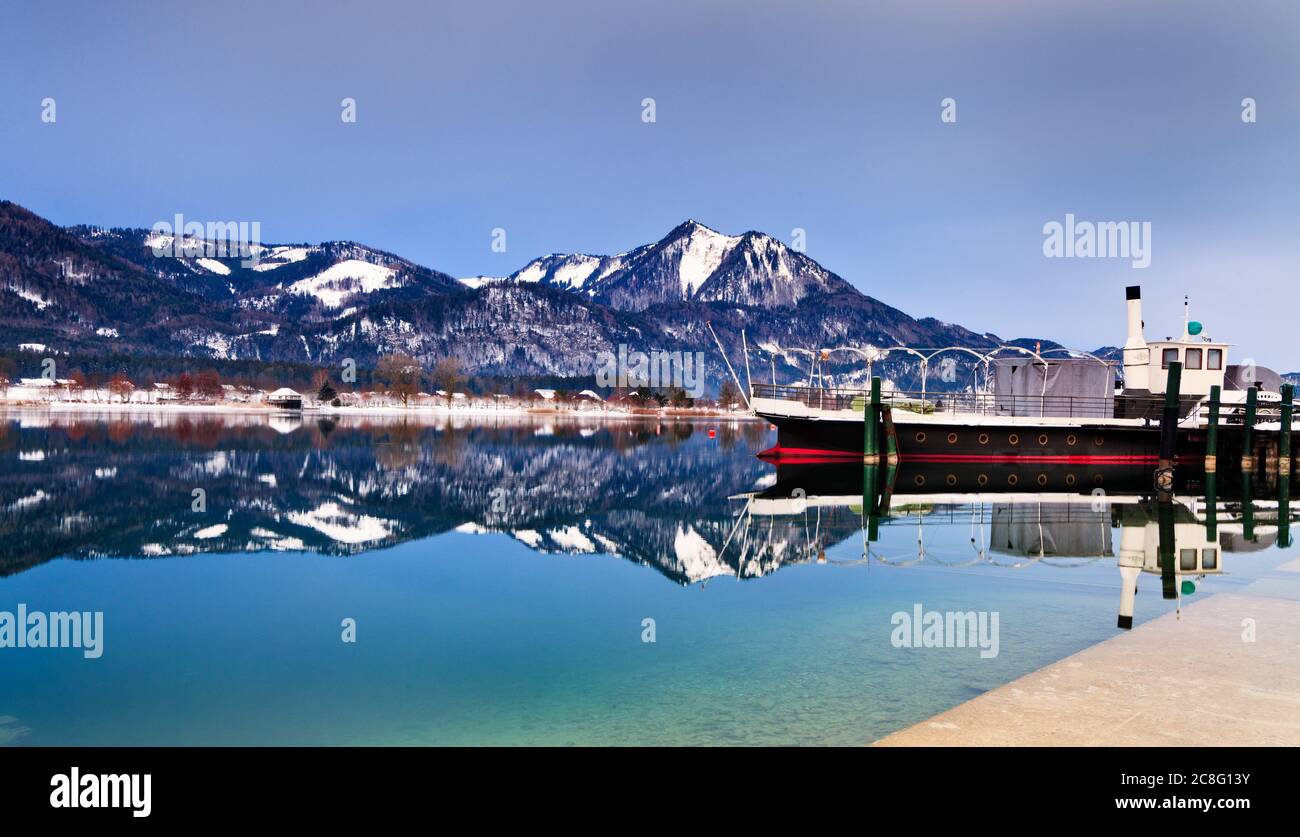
[989,504,1113,557]
[993,357,1115,418]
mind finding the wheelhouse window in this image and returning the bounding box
[1207,348,1223,370]
[1185,348,1202,370]
[1180,548,1198,571]
[1161,348,1180,369]
[1201,548,1218,570]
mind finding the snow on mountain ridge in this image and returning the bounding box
[461,251,627,293]
[455,219,830,309]
[286,259,398,308]
[670,223,738,296]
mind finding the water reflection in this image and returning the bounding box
[3,411,1295,615]
[747,458,1298,629]
[0,412,771,584]
[4,410,1299,745]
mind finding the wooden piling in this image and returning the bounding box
[863,464,880,543]
[1204,384,1220,473]
[1241,387,1257,471]
[1280,473,1291,549]
[1204,472,1217,541]
[882,405,899,466]
[880,462,898,514]
[863,377,881,464]
[1157,498,1177,600]
[1155,361,1181,493]
[1242,472,1256,543]
[1280,383,1293,477]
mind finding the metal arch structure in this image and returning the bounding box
[762,346,831,391]
[825,342,1053,403]
[819,345,929,385]
[760,341,1119,406]
[913,345,999,401]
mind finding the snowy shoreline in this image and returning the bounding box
[0,399,760,421]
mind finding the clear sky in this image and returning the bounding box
[2,1,1297,366]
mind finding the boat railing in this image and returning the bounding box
[750,382,1169,419]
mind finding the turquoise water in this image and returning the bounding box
[0,412,1292,745]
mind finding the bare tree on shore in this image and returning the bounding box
[108,372,134,403]
[432,357,461,407]
[376,353,423,407]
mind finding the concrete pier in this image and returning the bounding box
[873,582,1300,746]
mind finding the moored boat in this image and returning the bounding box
[753,285,1290,469]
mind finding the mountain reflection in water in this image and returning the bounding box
[0,412,771,584]
[2,411,1293,602]
[3,410,1298,746]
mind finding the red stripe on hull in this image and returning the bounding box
[757,446,863,463]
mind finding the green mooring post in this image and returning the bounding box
[1157,498,1177,600]
[1241,387,1258,471]
[863,464,880,543]
[1204,471,1218,541]
[1279,472,1291,549]
[1155,361,1182,493]
[1280,383,1293,477]
[1242,472,1256,543]
[864,376,881,464]
[883,405,899,466]
[1205,384,1220,473]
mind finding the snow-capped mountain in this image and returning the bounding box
[462,220,853,311]
[510,252,627,292]
[0,200,1040,389]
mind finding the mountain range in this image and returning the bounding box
[0,199,1042,391]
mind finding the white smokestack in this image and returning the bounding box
[1123,285,1149,392]
[1117,523,1146,630]
[1117,563,1140,630]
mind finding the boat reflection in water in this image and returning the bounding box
[741,459,1296,630]
[1,411,1293,626]
[7,411,1298,746]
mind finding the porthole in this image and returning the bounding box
[1037,473,1048,486]
[977,474,989,486]
[1007,474,1019,486]
[1065,473,1077,486]
[947,433,958,445]
[1008,433,1020,446]
[1066,434,1077,446]
[1037,434,1049,446]
[915,432,927,443]
[978,433,989,446]
[914,475,926,486]
[1094,435,1105,447]
[1094,474,1104,485]
[946,474,958,486]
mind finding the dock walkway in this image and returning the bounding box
[873,565,1300,746]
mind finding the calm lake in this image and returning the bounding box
[0,410,1294,745]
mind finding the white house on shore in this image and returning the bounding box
[266,387,303,410]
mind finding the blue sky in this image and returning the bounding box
[2,0,1297,365]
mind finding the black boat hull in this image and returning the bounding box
[758,413,1213,467]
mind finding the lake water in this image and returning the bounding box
[0,410,1294,745]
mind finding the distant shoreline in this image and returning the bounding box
[0,399,761,421]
